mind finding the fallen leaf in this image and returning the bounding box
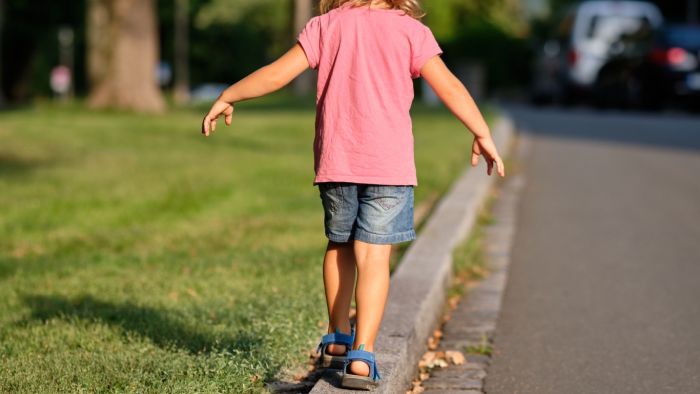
[428,337,438,350]
[446,350,465,365]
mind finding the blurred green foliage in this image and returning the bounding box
[1,0,533,101]
[424,0,525,41]
[423,0,530,90]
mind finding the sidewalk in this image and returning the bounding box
[414,140,527,394]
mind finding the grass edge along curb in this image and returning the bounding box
[309,112,515,394]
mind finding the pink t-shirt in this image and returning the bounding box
[297,3,442,186]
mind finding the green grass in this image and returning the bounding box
[0,93,481,393]
[465,334,494,357]
[448,192,496,300]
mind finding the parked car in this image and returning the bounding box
[638,24,700,109]
[530,0,664,105]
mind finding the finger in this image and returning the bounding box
[471,152,480,167]
[211,118,217,132]
[202,116,210,136]
[223,105,233,126]
[471,141,481,167]
[487,158,493,176]
[496,157,505,177]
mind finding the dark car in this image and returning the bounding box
[529,1,663,106]
[641,24,700,109]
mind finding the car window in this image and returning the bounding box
[586,15,650,42]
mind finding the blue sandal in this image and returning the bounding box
[341,347,381,390]
[316,327,355,369]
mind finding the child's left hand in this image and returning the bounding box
[202,99,234,137]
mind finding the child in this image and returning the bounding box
[202,0,504,389]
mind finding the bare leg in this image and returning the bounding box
[323,240,356,355]
[350,239,392,376]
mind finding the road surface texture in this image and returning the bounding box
[484,106,700,394]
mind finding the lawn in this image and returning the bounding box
[0,94,480,393]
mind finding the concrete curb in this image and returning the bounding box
[420,149,529,393]
[310,113,516,394]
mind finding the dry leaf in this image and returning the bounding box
[432,359,448,368]
[419,351,448,369]
[446,350,465,365]
[410,386,425,394]
[427,337,438,350]
[419,351,436,368]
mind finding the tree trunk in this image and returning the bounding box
[173,0,190,105]
[293,0,314,96]
[87,0,165,112]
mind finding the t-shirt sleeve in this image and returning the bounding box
[297,16,322,70]
[410,24,443,78]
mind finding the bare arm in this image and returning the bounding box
[219,43,309,103]
[202,43,310,136]
[421,56,505,177]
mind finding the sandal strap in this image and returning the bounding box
[316,329,354,354]
[344,349,381,380]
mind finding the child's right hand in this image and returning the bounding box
[472,135,505,177]
[202,99,234,137]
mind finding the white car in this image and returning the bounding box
[531,0,664,104]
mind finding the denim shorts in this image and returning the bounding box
[317,182,416,245]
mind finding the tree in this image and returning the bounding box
[423,0,526,41]
[195,0,292,58]
[293,0,313,96]
[173,0,190,104]
[87,0,165,112]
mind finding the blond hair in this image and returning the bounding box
[319,0,425,19]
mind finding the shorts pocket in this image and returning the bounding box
[368,185,409,211]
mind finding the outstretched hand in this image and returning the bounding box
[471,135,505,177]
[202,99,234,137]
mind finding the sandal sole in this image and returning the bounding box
[341,374,379,390]
[321,354,346,369]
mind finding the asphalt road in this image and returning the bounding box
[484,106,700,394]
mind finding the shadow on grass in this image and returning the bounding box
[0,153,52,177]
[0,263,15,280]
[14,293,267,357]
